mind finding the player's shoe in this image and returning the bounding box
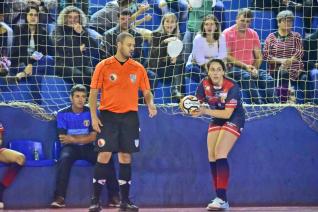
[119,200,139,212]
[88,197,102,212]
[206,197,229,211]
[50,196,66,208]
[107,195,120,208]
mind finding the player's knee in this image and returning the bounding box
[16,153,26,166]
[208,153,216,161]
[118,153,131,164]
[97,152,112,163]
[215,151,228,159]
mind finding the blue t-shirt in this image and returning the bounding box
[56,106,93,137]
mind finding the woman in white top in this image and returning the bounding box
[185,14,227,83]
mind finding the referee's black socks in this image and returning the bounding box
[92,162,109,200]
[119,163,131,203]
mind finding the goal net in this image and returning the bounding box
[0,0,317,131]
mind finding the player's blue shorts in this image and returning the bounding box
[208,114,245,137]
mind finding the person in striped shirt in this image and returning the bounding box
[263,10,307,103]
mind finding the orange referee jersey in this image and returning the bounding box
[90,56,150,113]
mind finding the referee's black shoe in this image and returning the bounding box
[118,200,139,212]
[88,197,102,212]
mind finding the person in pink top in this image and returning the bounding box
[223,8,277,104]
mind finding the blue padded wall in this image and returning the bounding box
[0,105,317,208]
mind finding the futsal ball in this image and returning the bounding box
[179,95,201,114]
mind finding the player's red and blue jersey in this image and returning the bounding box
[196,77,245,136]
[57,106,93,144]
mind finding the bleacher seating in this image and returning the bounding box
[251,10,276,42]
[0,83,33,103]
[1,0,316,112]
[223,0,253,10]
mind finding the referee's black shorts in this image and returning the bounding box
[96,110,140,153]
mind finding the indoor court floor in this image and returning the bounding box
[3,207,318,212]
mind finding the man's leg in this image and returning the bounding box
[51,145,78,208]
[118,112,140,212]
[89,151,113,212]
[118,153,138,211]
[82,144,119,207]
[228,67,262,104]
[258,69,278,103]
[106,157,120,207]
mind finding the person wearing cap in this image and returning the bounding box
[263,10,307,103]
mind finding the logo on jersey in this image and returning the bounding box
[83,120,90,127]
[134,139,139,147]
[97,138,106,147]
[219,92,228,103]
[130,74,137,84]
[109,73,118,82]
[205,85,211,91]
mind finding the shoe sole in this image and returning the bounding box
[50,203,66,208]
[118,209,139,212]
[88,209,102,212]
[206,207,228,211]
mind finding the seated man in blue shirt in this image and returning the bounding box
[50,84,119,208]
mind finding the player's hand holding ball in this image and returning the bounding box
[189,106,206,117]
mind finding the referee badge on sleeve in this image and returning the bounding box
[134,139,139,147]
[97,138,106,147]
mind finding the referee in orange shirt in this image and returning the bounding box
[88,32,157,212]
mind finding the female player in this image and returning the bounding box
[192,59,245,210]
